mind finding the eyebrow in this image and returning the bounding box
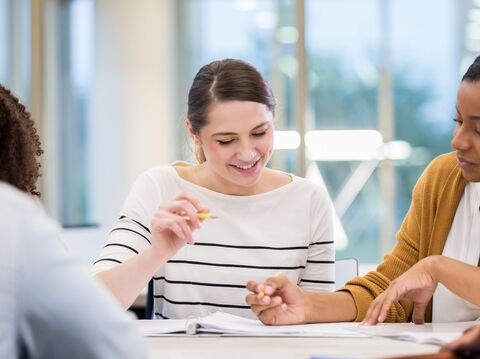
[211,121,270,137]
[456,106,480,120]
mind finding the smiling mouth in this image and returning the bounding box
[231,158,260,170]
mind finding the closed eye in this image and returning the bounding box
[252,131,266,137]
[217,139,234,145]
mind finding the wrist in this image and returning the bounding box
[303,291,357,323]
[303,290,316,324]
[424,255,443,283]
[143,246,169,268]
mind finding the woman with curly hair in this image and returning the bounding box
[0,85,147,358]
[0,84,43,196]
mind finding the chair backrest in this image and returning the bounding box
[144,279,154,319]
[335,258,359,290]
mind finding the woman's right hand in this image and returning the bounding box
[245,275,308,325]
[150,192,208,260]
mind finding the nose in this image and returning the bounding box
[236,142,258,162]
[451,126,471,152]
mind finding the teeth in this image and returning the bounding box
[235,161,257,170]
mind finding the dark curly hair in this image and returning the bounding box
[0,84,43,196]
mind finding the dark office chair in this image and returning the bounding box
[144,278,154,319]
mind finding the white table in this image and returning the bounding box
[147,336,439,359]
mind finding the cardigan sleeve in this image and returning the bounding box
[339,163,430,322]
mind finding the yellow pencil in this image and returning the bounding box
[181,212,218,221]
[196,212,218,220]
[258,272,282,299]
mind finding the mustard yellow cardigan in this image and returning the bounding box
[342,152,467,322]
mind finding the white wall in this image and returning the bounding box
[90,0,177,230]
[60,0,177,262]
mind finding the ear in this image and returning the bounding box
[186,119,200,145]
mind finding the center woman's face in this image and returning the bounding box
[198,100,274,194]
[452,81,480,182]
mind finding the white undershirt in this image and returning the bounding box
[432,182,480,322]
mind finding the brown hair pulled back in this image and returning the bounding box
[0,84,43,196]
[187,59,275,163]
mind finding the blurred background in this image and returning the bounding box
[1,0,477,271]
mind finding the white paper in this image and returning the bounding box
[352,321,479,345]
[136,318,189,335]
[136,312,367,337]
[198,312,363,336]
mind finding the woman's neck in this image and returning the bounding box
[174,162,291,196]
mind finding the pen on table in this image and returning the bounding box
[181,212,218,220]
[258,272,282,299]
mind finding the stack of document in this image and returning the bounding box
[137,312,479,343]
[136,312,366,337]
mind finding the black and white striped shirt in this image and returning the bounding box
[92,165,335,319]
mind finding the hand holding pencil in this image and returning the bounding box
[258,272,282,299]
[150,191,215,260]
[245,274,308,326]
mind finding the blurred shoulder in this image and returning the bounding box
[0,182,59,250]
[0,182,38,213]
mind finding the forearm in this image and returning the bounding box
[304,291,357,323]
[95,247,167,310]
[430,255,480,306]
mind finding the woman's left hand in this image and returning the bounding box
[362,256,440,325]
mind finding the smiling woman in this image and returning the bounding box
[183,100,277,195]
[91,59,335,320]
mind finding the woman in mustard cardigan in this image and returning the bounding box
[245,56,480,324]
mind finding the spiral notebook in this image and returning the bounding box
[136,312,365,337]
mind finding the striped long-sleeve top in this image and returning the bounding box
[92,164,335,319]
